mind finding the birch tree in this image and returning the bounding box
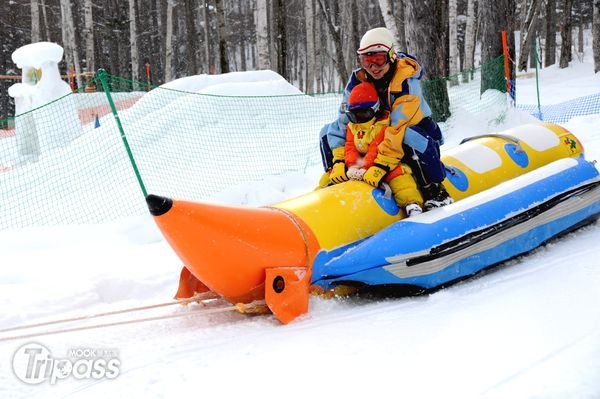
[165,0,175,81]
[203,1,211,73]
[305,0,316,93]
[255,0,269,70]
[343,0,359,78]
[237,0,247,71]
[448,0,459,85]
[40,0,51,41]
[60,0,82,88]
[463,0,476,81]
[517,0,541,71]
[30,0,40,42]
[129,0,139,82]
[315,9,323,92]
[378,0,402,48]
[83,0,95,73]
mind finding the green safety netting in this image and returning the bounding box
[0,56,507,230]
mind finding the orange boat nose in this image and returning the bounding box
[146,194,320,305]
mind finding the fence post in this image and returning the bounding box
[96,69,148,198]
[501,31,514,105]
[145,63,152,92]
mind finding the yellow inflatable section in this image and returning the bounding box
[275,122,583,251]
[442,122,582,201]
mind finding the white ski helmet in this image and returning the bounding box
[357,27,394,55]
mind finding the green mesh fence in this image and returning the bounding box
[0,56,508,230]
[423,55,507,122]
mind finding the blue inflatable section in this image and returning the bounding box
[312,158,600,290]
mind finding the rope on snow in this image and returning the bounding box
[0,292,249,342]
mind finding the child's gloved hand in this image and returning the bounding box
[347,166,366,180]
[363,165,388,187]
[330,162,349,184]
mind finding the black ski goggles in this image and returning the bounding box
[345,100,380,124]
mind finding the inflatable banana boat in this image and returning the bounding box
[146,122,600,323]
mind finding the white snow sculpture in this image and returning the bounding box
[8,42,81,163]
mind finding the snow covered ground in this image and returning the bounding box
[1,56,600,397]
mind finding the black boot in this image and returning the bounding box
[423,183,453,211]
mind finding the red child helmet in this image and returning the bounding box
[346,82,380,123]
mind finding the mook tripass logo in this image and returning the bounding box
[12,342,121,385]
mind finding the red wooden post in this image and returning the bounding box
[70,65,76,92]
[501,31,512,97]
[145,63,152,91]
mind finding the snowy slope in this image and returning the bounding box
[1,61,600,397]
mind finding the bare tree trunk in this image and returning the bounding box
[316,0,348,84]
[576,0,584,55]
[544,0,557,67]
[559,0,573,68]
[165,0,175,81]
[531,9,540,67]
[31,0,41,42]
[275,0,287,79]
[194,2,203,72]
[60,0,82,89]
[215,0,229,73]
[432,0,449,79]
[529,29,538,68]
[269,0,277,68]
[305,0,316,94]
[463,0,476,79]
[129,0,139,82]
[184,0,198,75]
[405,0,448,79]
[594,0,600,73]
[378,0,402,47]
[40,0,51,41]
[480,0,514,93]
[203,1,211,73]
[405,0,450,121]
[517,0,541,71]
[315,9,323,92]
[396,0,406,50]
[448,0,459,85]
[256,0,270,70]
[83,0,95,73]
[342,0,359,79]
[238,0,247,71]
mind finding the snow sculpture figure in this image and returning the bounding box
[8,42,81,163]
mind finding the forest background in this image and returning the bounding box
[1,0,600,122]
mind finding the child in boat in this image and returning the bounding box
[327,82,424,217]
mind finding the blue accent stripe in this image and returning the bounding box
[311,159,600,289]
[403,128,429,153]
[323,203,600,289]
